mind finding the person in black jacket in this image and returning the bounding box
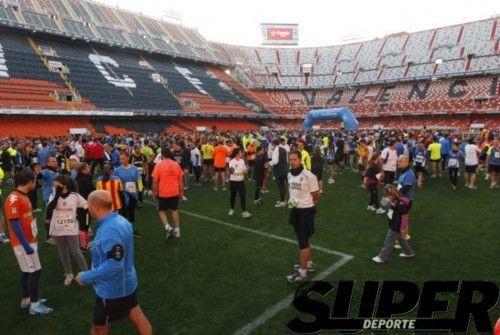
[253,146,268,205]
[372,184,414,263]
[75,163,95,251]
[310,146,325,193]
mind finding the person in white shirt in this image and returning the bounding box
[380,140,398,185]
[45,175,88,286]
[464,138,481,189]
[228,149,251,218]
[190,143,202,186]
[286,150,320,283]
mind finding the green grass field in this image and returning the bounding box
[0,171,499,334]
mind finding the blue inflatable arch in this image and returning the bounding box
[303,108,359,131]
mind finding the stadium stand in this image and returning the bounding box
[0,0,498,133]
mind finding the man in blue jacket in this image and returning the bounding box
[76,190,151,335]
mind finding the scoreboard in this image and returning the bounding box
[261,23,299,45]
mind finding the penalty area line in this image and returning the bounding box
[233,255,353,335]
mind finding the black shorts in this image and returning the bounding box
[313,171,323,182]
[327,160,335,166]
[431,158,441,163]
[214,167,225,172]
[289,207,316,249]
[203,159,213,166]
[415,165,426,173]
[93,290,138,326]
[157,196,180,211]
[465,165,477,174]
[488,165,500,173]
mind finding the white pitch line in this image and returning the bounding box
[144,200,352,258]
[233,255,353,335]
[179,209,352,259]
[144,200,354,333]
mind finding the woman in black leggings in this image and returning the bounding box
[228,149,252,219]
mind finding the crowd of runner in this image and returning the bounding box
[0,126,497,321]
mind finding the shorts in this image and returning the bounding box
[214,167,225,172]
[415,166,426,173]
[13,244,42,273]
[327,160,335,166]
[431,159,441,163]
[465,165,477,174]
[157,196,180,211]
[289,207,316,249]
[203,159,213,166]
[488,165,500,173]
[93,290,138,326]
[313,171,323,182]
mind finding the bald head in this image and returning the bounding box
[398,155,410,169]
[88,190,113,219]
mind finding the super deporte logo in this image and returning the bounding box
[287,281,499,333]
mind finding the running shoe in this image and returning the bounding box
[242,211,252,218]
[0,234,10,243]
[29,303,54,315]
[21,298,46,309]
[286,270,307,283]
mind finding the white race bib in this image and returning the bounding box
[387,209,394,220]
[495,152,500,159]
[125,181,137,193]
[448,158,459,168]
[54,213,76,235]
[414,154,424,164]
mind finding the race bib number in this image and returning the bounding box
[54,213,76,235]
[31,219,38,237]
[448,158,459,168]
[414,154,424,164]
[387,209,394,220]
[495,152,500,159]
[125,182,137,193]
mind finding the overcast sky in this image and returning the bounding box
[96,0,499,47]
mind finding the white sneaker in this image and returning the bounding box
[182,195,187,201]
[228,209,234,216]
[399,253,415,258]
[64,274,74,286]
[274,201,286,208]
[372,256,385,263]
[213,187,218,191]
[367,205,376,211]
[376,208,386,214]
[469,185,478,190]
[242,211,252,218]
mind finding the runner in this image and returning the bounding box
[5,168,54,315]
[380,140,398,185]
[372,185,414,263]
[228,148,252,218]
[487,138,500,189]
[114,153,142,237]
[286,150,320,283]
[212,141,228,191]
[152,148,184,239]
[0,165,10,243]
[464,138,481,189]
[75,190,152,335]
[45,175,88,285]
[447,142,463,191]
[427,137,442,178]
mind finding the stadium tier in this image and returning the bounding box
[0,0,499,133]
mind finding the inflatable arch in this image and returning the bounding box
[303,108,358,131]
